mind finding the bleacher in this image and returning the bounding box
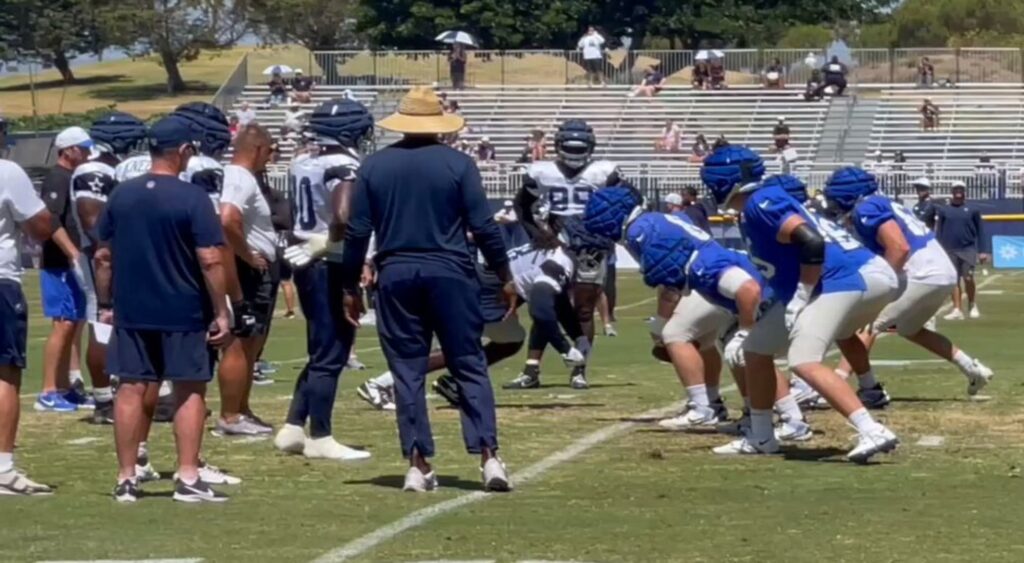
[868,87,1024,165]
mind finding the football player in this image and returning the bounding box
[703,145,900,463]
[273,98,373,462]
[174,102,231,210]
[823,167,993,396]
[511,119,622,389]
[70,112,148,424]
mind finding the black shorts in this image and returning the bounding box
[108,328,214,382]
[278,259,293,281]
[948,249,978,279]
[584,58,603,73]
[0,280,28,369]
[236,257,279,334]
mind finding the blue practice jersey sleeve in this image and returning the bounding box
[852,196,894,251]
[743,189,801,241]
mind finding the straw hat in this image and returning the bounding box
[378,86,465,134]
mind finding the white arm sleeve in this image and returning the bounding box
[4,163,46,221]
[716,267,755,301]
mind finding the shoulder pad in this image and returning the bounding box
[586,160,620,185]
[191,168,224,195]
[72,169,117,197]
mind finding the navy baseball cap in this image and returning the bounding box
[147,115,198,151]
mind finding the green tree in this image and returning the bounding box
[776,25,833,49]
[0,0,108,82]
[251,0,361,50]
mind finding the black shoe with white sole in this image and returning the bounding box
[173,478,229,503]
[113,479,139,503]
[432,373,461,407]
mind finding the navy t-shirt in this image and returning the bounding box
[98,173,224,331]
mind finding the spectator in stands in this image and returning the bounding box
[662,193,683,213]
[449,44,468,90]
[578,26,607,87]
[282,103,306,137]
[529,129,546,161]
[456,139,473,157]
[445,100,461,115]
[291,69,313,104]
[804,69,824,101]
[821,55,848,96]
[763,57,784,88]
[236,102,257,127]
[228,116,240,139]
[689,133,710,163]
[268,72,288,106]
[911,177,937,229]
[475,137,496,163]
[709,57,726,89]
[918,57,935,88]
[681,186,712,234]
[864,150,890,175]
[920,98,941,131]
[692,61,710,90]
[628,63,667,98]
[342,89,357,101]
[772,116,790,152]
[655,120,681,153]
[438,92,451,112]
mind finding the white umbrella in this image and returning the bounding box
[262,64,294,76]
[695,49,725,61]
[436,30,479,47]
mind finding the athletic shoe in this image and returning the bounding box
[658,403,720,430]
[482,457,512,492]
[178,462,242,486]
[717,409,751,436]
[64,388,95,410]
[360,310,377,327]
[857,383,891,410]
[256,360,278,375]
[774,415,813,442]
[790,377,821,408]
[357,381,396,411]
[90,400,114,425]
[712,436,781,455]
[969,305,981,319]
[846,425,899,464]
[503,365,540,390]
[214,416,272,437]
[252,368,275,386]
[346,357,367,370]
[402,466,438,492]
[283,311,296,320]
[135,462,160,483]
[604,323,618,337]
[0,469,53,496]
[153,393,176,423]
[432,373,461,407]
[274,424,307,454]
[34,391,78,413]
[244,413,274,432]
[112,478,138,503]
[569,366,589,390]
[943,308,964,321]
[711,397,729,421]
[304,436,372,462]
[173,478,229,503]
[965,360,994,396]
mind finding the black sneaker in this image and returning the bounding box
[432,373,461,407]
[711,397,729,421]
[113,478,139,503]
[857,383,891,410]
[569,366,589,390]
[91,400,114,425]
[503,364,541,390]
[172,478,229,503]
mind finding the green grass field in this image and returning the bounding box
[3,270,1024,563]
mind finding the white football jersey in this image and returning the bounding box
[70,160,117,250]
[290,151,360,262]
[525,160,619,217]
[507,243,576,300]
[182,155,224,210]
[113,154,151,182]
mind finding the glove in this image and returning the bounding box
[561,347,586,367]
[230,300,258,338]
[645,316,668,345]
[784,283,813,332]
[723,329,749,370]
[283,234,340,268]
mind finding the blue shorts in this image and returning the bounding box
[108,327,215,382]
[0,280,28,369]
[40,268,86,321]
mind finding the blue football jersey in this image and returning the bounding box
[687,245,770,313]
[852,195,933,256]
[624,212,713,289]
[742,185,871,302]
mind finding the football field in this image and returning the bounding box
[3,270,1024,563]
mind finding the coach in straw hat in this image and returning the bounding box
[340,86,515,492]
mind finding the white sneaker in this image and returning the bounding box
[774,416,813,442]
[360,310,377,326]
[481,457,512,492]
[658,404,719,430]
[174,462,242,486]
[303,436,371,462]
[712,436,780,455]
[943,308,964,321]
[789,378,821,408]
[135,462,160,483]
[274,423,307,454]
[964,360,994,396]
[604,323,618,337]
[846,425,899,464]
[402,466,438,492]
[0,469,53,496]
[969,305,981,319]
[346,356,367,370]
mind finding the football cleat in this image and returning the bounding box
[774,415,813,442]
[969,305,981,319]
[712,436,781,456]
[304,436,371,462]
[432,373,461,407]
[857,383,891,410]
[964,360,994,396]
[356,381,395,411]
[274,424,307,454]
[658,404,720,431]
[569,366,589,390]
[503,365,541,390]
[0,469,53,496]
[846,425,899,464]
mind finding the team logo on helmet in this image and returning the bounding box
[89,112,147,156]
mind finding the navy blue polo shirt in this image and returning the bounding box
[342,137,507,288]
[935,202,984,252]
[98,173,224,331]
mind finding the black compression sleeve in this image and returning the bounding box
[792,223,825,265]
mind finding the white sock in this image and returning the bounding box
[69,370,83,386]
[685,384,709,408]
[706,385,721,403]
[848,407,882,435]
[371,371,395,388]
[774,393,804,422]
[952,350,975,374]
[94,386,113,403]
[857,370,877,390]
[0,452,13,473]
[526,359,540,366]
[750,409,774,442]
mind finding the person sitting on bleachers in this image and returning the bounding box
[689,133,710,163]
[864,150,891,175]
[920,98,940,131]
[268,72,288,106]
[709,59,726,89]
[771,117,790,151]
[918,57,935,88]
[820,55,847,96]
[282,103,307,137]
[692,61,710,90]
[804,69,824,101]
[629,64,667,98]
[235,101,257,126]
[290,69,313,104]
[475,137,496,163]
[764,58,785,88]
[529,129,546,162]
[655,120,681,153]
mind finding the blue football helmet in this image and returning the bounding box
[626,213,700,289]
[308,98,374,148]
[554,119,596,170]
[823,166,878,213]
[90,112,147,156]
[700,144,765,205]
[760,174,808,203]
[584,185,644,241]
[172,102,231,157]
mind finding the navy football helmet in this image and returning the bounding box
[555,119,596,170]
[308,98,374,148]
[172,102,231,157]
[90,112,147,156]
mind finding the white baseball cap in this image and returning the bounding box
[911,177,931,189]
[663,193,683,206]
[55,126,94,151]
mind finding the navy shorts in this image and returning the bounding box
[0,280,28,369]
[40,268,86,321]
[108,327,215,382]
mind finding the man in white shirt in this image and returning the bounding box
[577,26,606,87]
[235,102,257,127]
[282,104,306,137]
[0,157,62,495]
[215,124,280,437]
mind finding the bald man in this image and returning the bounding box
[215,124,279,436]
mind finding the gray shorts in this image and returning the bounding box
[872,281,952,336]
[948,249,977,279]
[662,292,733,349]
